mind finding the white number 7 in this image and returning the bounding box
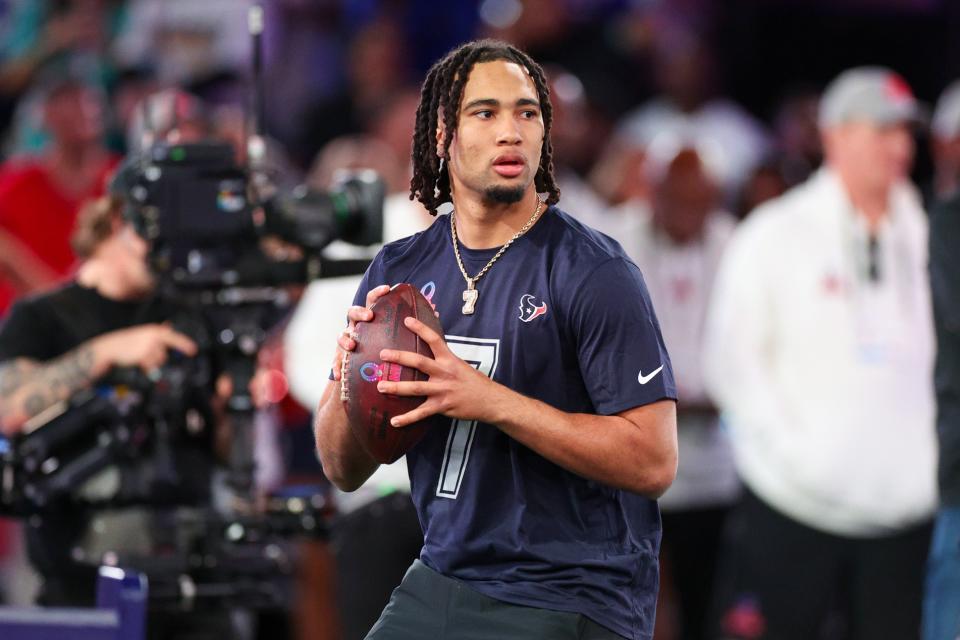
[436,336,500,499]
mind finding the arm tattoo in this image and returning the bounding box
[0,346,97,422]
[23,393,47,417]
[0,360,38,396]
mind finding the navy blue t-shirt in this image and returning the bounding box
[351,206,676,640]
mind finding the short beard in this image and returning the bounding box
[483,185,525,205]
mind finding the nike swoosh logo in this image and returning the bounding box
[637,365,664,385]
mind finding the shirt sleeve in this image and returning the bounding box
[350,251,388,308]
[569,257,677,415]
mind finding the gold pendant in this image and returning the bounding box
[462,285,478,315]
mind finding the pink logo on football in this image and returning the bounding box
[420,281,438,313]
[360,362,403,383]
[518,294,548,322]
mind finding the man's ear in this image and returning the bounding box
[435,112,446,158]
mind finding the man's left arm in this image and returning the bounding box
[378,315,678,498]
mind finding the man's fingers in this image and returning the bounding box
[379,349,440,377]
[389,401,439,428]
[337,332,356,352]
[162,329,198,356]
[377,380,431,397]
[365,284,391,307]
[403,317,446,353]
[347,305,374,324]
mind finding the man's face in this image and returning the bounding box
[824,120,914,192]
[44,84,104,147]
[652,149,718,244]
[442,60,545,205]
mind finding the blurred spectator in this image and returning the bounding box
[0,0,122,148]
[112,0,252,88]
[929,79,960,202]
[588,138,651,208]
[734,160,789,220]
[366,87,422,191]
[604,134,738,640]
[261,1,344,154]
[923,170,960,640]
[124,87,210,153]
[704,67,935,639]
[772,86,824,187]
[543,65,609,225]
[104,65,159,154]
[732,89,821,219]
[297,17,414,168]
[616,26,770,200]
[480,0,644,118]
[0,75,118,316]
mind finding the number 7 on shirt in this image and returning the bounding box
[436,336,500,499]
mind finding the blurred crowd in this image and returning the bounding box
[1,1,959,639]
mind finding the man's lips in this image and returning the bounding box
[492,155,525,178]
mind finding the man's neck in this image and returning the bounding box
[76,258,142,301]
[451,190,542,249]
[833,168,892,232]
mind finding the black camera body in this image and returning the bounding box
[122,140,384,289]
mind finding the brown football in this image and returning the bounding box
[341,283,443,464]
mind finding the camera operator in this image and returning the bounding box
[0,193,200,607]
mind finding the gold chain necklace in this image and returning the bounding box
[451,198,543,315]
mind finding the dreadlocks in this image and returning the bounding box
[410,39,561,215]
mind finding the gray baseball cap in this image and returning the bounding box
[932,80,960,141]
[818,66,925,129]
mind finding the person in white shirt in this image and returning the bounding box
[606,132,738,640]
[703,67,936,639]
[616,32,769,202]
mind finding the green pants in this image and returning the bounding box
[365,560,625,640]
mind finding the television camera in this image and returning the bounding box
[0,137,385,613]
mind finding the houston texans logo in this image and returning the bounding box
[518,294,548,322]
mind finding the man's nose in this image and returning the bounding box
[496,119,522,145]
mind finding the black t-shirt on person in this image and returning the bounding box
[0,282,169,363]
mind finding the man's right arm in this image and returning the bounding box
[312,284,391,491]
[314,379,379,491]
[0,345,104,434]
[0,324,197,436]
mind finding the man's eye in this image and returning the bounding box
[475,110,493,119]
[520,110,538,119]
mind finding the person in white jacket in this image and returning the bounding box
[703,67,936,639]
